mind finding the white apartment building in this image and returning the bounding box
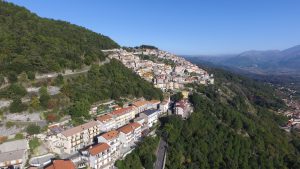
[140,109,160,128]
[48,121,100,154]
[82,143,114,169]
[96,107,135,131]
[109,107,135,128]
[132,100,151,114]
[97,130,121,158]
[117,122,142,147]
[96,114,116,132]
[132,100,160,114]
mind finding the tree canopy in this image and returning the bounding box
[161,69,300,169]
[0,1,119,77]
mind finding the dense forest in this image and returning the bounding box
[0,2,163,125]
[0,1,119,78]
[61,59,163,123]
[160,69,300,169]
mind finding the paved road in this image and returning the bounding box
[154,139,167,169]
[35,58,110,80]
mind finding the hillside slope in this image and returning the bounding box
[0,2,162,125]
[161,68,300,169]
[0,1,119,76]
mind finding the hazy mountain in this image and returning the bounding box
[190,45,300,75]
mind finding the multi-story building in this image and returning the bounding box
[97,130,121,158]
[148,100,160,109]
[82,143,114,169]
[132,100,151,114]
[0,139,29,169]
[96,114,116,132]
[160,97,170,113]
[140,109,160,128]
[117,122,142,147]
[174,99,193,119]
[48,121,100,154]
[96,107,136,132]
[109,107,135,128]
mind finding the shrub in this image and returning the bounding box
[15,133,24,140]
[26,124,41,135]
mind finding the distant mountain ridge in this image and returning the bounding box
[189,45,300,75]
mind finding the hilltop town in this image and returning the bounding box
[103,46,214,91]
[0,46,213,169]
[2,1,300,169]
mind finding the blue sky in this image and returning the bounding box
[7,0,300,55]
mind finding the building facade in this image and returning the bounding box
[48,121,100,154]
[117,122,142,147]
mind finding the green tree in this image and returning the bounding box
[0,1,119,76]
[68,100,90,118]
[232,117,243,130]
[15,133,24,140]
[0,74,4,86]
[9,98,27,113]
[55,74,64,85]
[29,137,40,153]
[18,72,29,83]
[7,72,18,83]
[26,124,41,135]
[7,83,27,98]
[5,121,15,128]
[27,71,35,80]
[39,86,50,108]
[171,92,183,102]
[30,96,40,110]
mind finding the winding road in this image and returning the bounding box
[154,138,167,169]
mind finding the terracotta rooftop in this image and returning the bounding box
[61,121,98,137]
[88,143,110,156]
[45,160,75,169]
[131,122,142,128]
[132,100,149,107]
[110,106,133,116]
[149,100,160,104]
[96,114,113,123]
[176,99,189,109]
[101,130,119,140]
[118,122,141,134]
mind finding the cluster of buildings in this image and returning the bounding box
[45,99,166,169]
[281,99,300,132]
[103,48,214,91]
[0,48,207,169]
[0,139,29,169]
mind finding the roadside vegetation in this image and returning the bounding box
[115,136,159,169]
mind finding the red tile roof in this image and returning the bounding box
[110,106,133,116]
[117,122,141,134]
[96,114,113,123]
[101,130,119,140]
[149,100,160,104]
[45,160,75,169]
[132,100,149,107]
[88,143,110,156]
